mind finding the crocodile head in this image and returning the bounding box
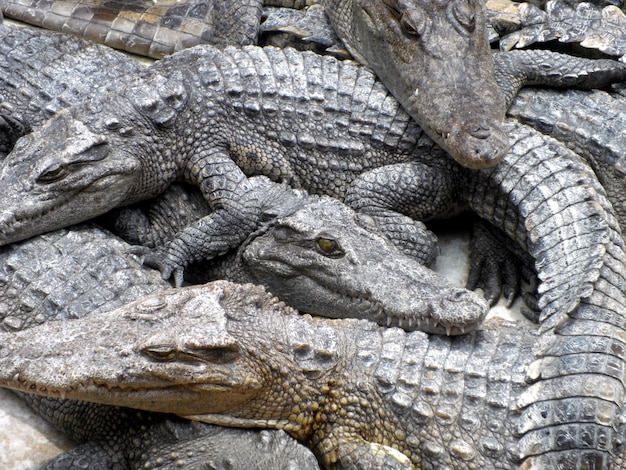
[324,0,508,169]
[240,196,488,334]
[0,105,146,246]
[0,281,333,427]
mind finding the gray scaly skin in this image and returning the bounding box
[0,0,264,58]
[1,178,488,335]
[497,0,626,58]
[506,84,626,232]
[0,20,142,159]
[0,225,320,469]
[3,37,626,466]
[2,0,511,168]
[7,124,626,469]
[0,278,617,469]
[0,40,619,283]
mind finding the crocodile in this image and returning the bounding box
[0,184,487,468]
[2,0,511,169]
[4,179,489,334]
[2,278,625,469]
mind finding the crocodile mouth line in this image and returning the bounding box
[319,282,467,333]
[0,197,72,242]
[11,375,235,399]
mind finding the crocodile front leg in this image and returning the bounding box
[312,430,413,470]
[140,152,278,285]
[344,158,465,267]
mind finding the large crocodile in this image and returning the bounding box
[2,0,510,168]
[1,279,624,469]
[0,223,323,470]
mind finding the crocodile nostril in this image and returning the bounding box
[469,124,492,139]
[452,290,468,301]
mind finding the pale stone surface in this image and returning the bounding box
[0,389,73,469]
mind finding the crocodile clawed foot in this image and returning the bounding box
[128,245,185,287]
[466,221,534,308]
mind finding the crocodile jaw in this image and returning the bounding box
[334,0,509,169]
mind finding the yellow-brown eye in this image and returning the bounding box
[142,346,176,362]
[316,237,344,257]
[318,237,336,252]
[37,165,66,183]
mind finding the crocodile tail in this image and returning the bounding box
[469,120,610,328]
[468,120,626,466]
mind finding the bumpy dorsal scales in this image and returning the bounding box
[130,71,189,128]
[499,1,626,59]
[0,21,142,159]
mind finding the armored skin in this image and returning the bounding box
[0,187,487,468]
[2,22,626,468]
[1,279,622,469]
[2,0,510,168]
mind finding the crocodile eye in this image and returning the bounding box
[142,345,177,362]
[400,10,425,38]
[451,0,476,32]
[195,346,240,364]
[316,237,344,257]
[37,164,67,183]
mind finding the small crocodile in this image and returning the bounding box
[0,278,620,469]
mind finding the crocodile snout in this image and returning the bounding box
[428,288,489,336]
[447,120,510,170]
